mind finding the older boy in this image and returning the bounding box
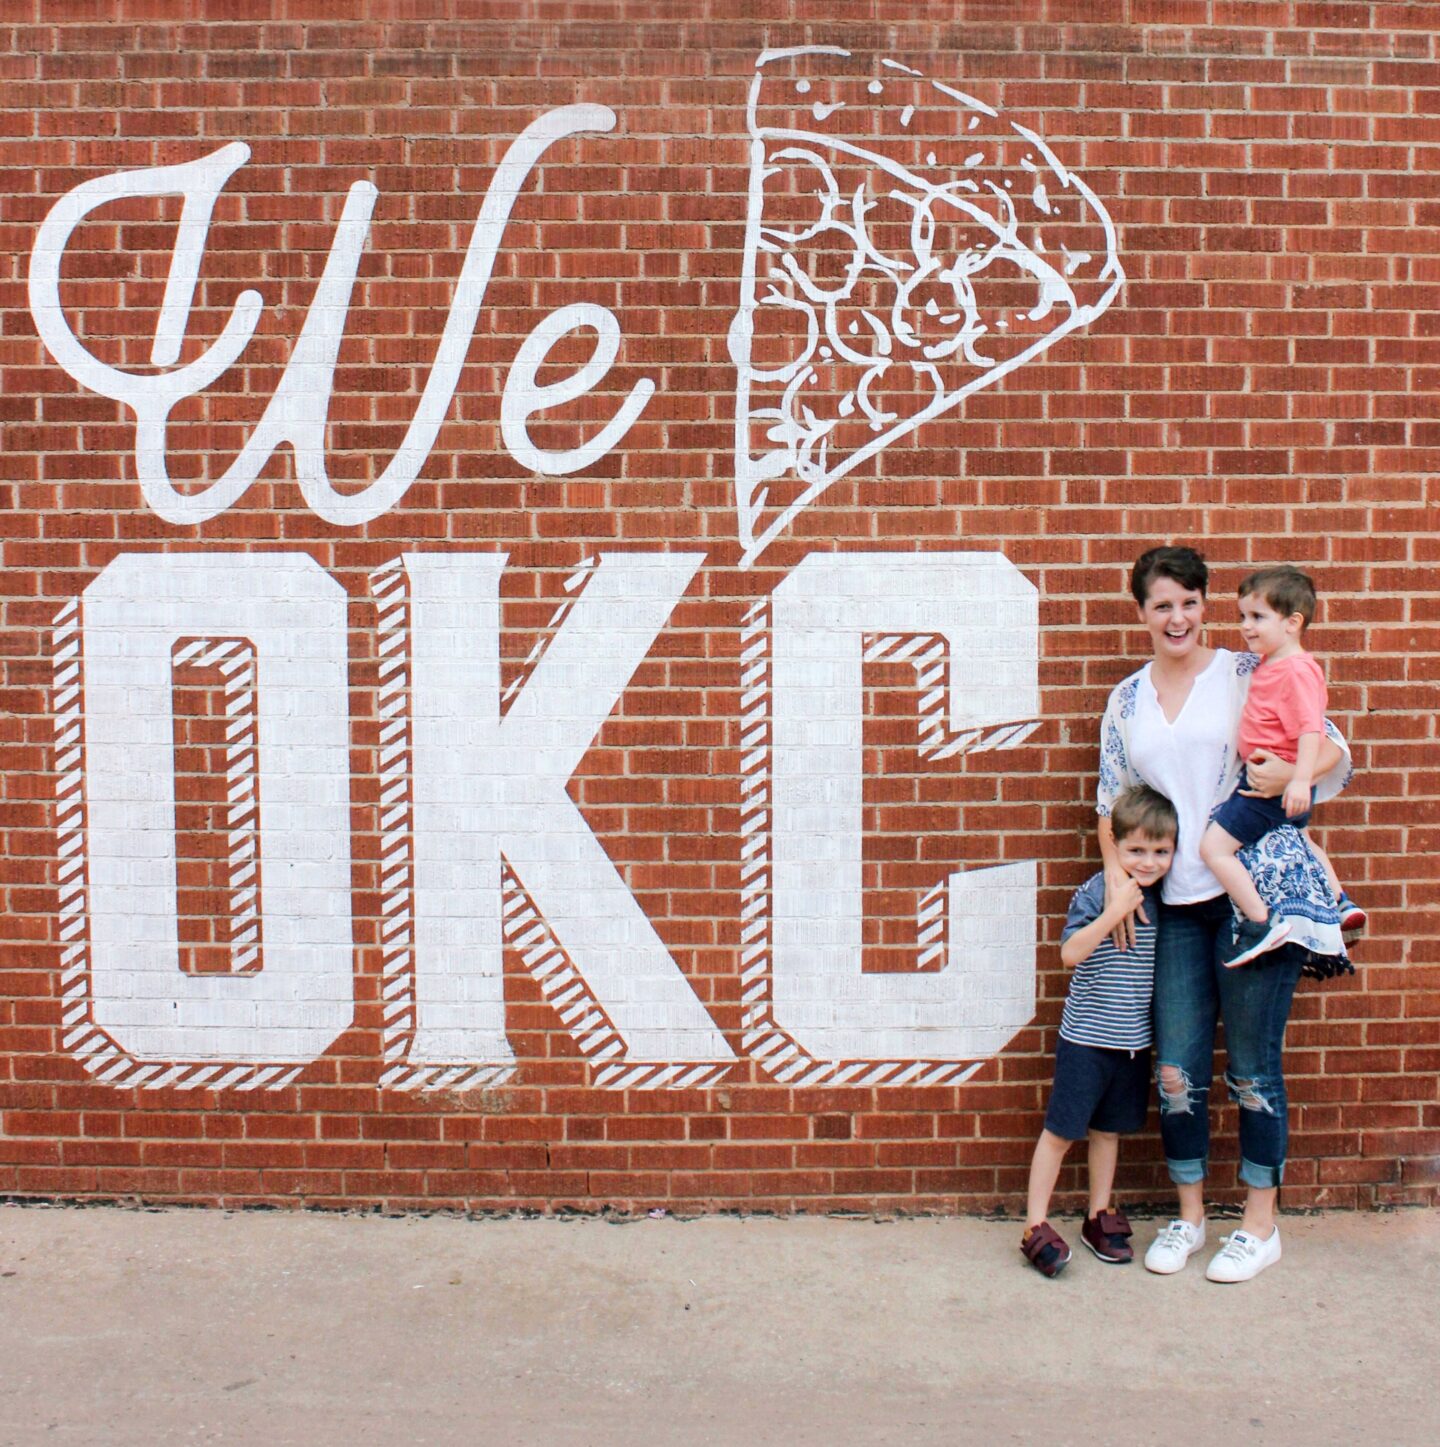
[1021,786,1178,1277]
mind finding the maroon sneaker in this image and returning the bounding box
[1081,1209,1135,1264]
[1021,1221,1072,1278]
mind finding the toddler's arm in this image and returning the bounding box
[1284,731,1321,818]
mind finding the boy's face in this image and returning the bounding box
[1116,830,1175,889]
[1238,592,1304,658]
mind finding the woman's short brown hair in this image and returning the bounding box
[1130,546,1209,606]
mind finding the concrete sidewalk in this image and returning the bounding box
[1,1204,1435,1445]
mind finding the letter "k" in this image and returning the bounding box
[374,552,735,1088]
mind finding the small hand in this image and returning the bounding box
[1283,779,1311,819]
[1112,875,1145,922]
[1104,867,1146,951]
[1240,748,1289,799]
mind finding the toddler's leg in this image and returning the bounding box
[1302,827,1342,900]
[1200,821,1269,923]
[1086,1130,1119,1218]
[1025,1129,1072,1228]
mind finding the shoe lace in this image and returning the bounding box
[1216,1232,1256,1262]
[1159,1220,1192,1246]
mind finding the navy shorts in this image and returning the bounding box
[1211,766,1311,847]
[1043,1035,1151,1141]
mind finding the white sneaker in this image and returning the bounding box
[1206,1226,1282,1283]
[1144,1218,1206,1275]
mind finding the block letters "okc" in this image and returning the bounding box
[55,550,1038,1090]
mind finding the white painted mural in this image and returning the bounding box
[27,110,652,528]
[34,49,1124,1090]
[741,553,1038,1087]
[56,555,354,1090]
[372,551,735,1092]
[729,47,1123,567]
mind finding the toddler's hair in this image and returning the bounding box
[1130,546,1209,606]
[1239,565,1317,629]
[1111,785,1178,844]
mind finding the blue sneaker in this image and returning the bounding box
[1223,912,1292,968]
[1336,891,1367,946]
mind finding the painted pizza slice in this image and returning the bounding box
[729,47,1124,565]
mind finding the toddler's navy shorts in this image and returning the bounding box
[1211,765,1312,847]
[1042,1035,1151,1141]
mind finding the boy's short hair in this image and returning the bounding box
[1130,546,1209,606]
[1111,785,1178,844]
[1239,565,1317,629]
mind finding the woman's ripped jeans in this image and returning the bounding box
[1153,894,1303,1191]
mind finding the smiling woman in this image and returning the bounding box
[1095,546,1352,1284]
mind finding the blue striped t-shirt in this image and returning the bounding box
[1058,872,1158,1051]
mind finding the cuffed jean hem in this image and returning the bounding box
[1239,1155,1285,1190]
[1166,1156,1207,1186]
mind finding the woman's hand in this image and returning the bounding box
[1108,875,1145,929]
[1104,863,1145,951]
[1240,749,1292,799]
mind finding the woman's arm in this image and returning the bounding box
[1097,814,1145,951]
[1095,678,1146,948]
[1242,734,1344,798]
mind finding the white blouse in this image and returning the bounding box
[1126,654,1236,904]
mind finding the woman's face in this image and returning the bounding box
[1138,575,1207,662]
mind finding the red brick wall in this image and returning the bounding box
[2,1,1436,1214]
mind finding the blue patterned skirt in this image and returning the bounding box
[1237,824,1353,980]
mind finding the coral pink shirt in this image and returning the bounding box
[1237,652,1327,763]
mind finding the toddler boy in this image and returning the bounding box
[1021,786,1178,1277]
[1199,566,1359,967]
